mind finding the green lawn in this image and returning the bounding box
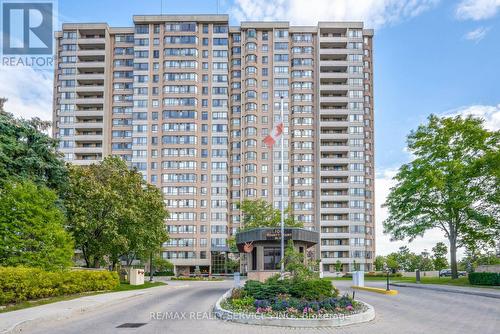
[394,276,499,288]
[0,281,166,313]
[112,281,165,291]
[326,276,409,281]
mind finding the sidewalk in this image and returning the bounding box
[0,284,177,334]
[391,282,500,299]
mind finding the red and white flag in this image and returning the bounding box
[263,121,284,148]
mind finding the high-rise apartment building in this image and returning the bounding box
[53,15,375,275]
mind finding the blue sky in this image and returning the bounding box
[1,0,499,256]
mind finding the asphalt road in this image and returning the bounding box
[26,280,500,334]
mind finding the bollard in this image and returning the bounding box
[416,269,421,283]
[234,272,240,287]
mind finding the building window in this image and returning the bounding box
[263,247,281,270]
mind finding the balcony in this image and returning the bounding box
[76,73,105,81]
[320,120,349,127]
[320,60,349,67]
[319,72,349,79]
[74,134,103,141]
[73,146,103,154]
[321,244,351,251]
[77,49,105,57]
[77,61,105,68]
[78,37,106,45]
[71,159,101,166]
[320,84,349,91]
[73,122,103,130]
[74,110,103,117]
[319,96,349,103]
[74,97,104,105]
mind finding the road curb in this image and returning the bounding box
[351,286,398,295]
[391,283,500,299]
[213,289,375,327]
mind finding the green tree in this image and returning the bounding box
[384,115,500,278]
[0,180,74,270]
[238,199,303,230]
[432,242,449,271]
[282,240,317,280]
[374,255,386,271]
[416,250,434,271]
[335,259,343,272]
[395,246,415,271]
[385,253,400,271]
[151,255,174,273]
[459,248,500,271]
[0,101,67,192]
[64,156,169,268]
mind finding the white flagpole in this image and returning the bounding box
[280,96,285,275]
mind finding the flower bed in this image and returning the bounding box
[221,277,365,319]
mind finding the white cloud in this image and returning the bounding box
[447,104,500,130]
[464,26,490,42]
[231,0,440,28]
[456,0,500,21]
[0,67,53,121]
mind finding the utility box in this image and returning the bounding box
[130,268,145,285]
[352,271,365,287]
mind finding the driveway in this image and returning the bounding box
[18,279,500,334]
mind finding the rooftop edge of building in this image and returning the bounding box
[133,14,229,23]
[57,16,373,34]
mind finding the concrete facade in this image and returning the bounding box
[53,15,375,274]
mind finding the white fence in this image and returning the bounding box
[476,265,500,273]
[400,270,439,278]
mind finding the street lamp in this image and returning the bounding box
[149,252,154,282]
[383,262,390,291]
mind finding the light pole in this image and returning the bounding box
[383,262,390,291]
[279,96,285,276]
[149,251,154,282]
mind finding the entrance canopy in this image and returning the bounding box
[235,227,319,252]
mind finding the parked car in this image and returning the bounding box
[439,269,467,277]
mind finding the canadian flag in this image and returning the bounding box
[263,121,284,148]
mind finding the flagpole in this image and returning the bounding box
[280,96,285,275]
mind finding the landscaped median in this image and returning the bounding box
[213,276,375,327]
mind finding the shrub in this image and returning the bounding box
[230,287,246,299]
[468,272,500,286]
[244,278,291,300]
[244,277,337,301]
[0,267,120,305]
[288,278,337,300]
[230,296,255,311]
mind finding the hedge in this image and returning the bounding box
[468,272,500,286]
[0,267,120,305]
